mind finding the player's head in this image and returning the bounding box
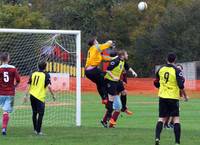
[38,61,47,71]
[167,53,176,64]
[118,50,128,60]
[0,52,10,63]
[177,64,183,70]
[88,37,98,47]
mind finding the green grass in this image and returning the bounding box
[0,93,200,145]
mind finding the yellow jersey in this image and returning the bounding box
[85,42,112,68]
[105,57,129,81]
[155,64,184,100]
[29,71,51,102]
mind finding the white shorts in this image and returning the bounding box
[113,96,122,111]
[0,96,14,113]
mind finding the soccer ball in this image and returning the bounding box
[138,1,148,11]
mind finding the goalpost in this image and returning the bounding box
[0,29,81,127]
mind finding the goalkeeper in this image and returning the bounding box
[85,38,114,104]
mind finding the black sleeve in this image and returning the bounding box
[122,72,128,84]
[154,70,160,88]
[107,58,120,71]
[45,73,51,87]
[175,68,184,89]
[124,61,130,71]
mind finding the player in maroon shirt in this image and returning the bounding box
[0,52,20,135]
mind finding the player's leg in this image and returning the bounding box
[101,95,114,128]
[0,96,6,135]
[120,90,133,115]
[36,99,45,134]
[164,117,170,128]
[173,117,181,145]
[155,117,166,145]
[2,112,9,135]
[168,117,174,128]
[96,71,108,104]
[30,95,38,133]
[101,110,109,128]
[101,80,116,127]
[118,81,127,111]
[85,68,107,103]
[117,81,133,115]
[164,116,174,129]
[108,82,123,127]
[170,99,181,144]
[155,98,168,145]
[1,96,14,135]
[120,90,127,112]
[110,95,122,127]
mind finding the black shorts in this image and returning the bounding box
[30,95,45,114]
[159,97,179,117]
[117,81,125,93]
[85,67,105,84]
[85,67,107,99]
[105,79,124,95]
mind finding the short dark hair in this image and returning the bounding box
[109,50,118,57]
[1,52,9,62]
[167,53,176,63]
[38,61,47,70]
[88,38,96,46]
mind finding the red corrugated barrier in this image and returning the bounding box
[18,77,200,95]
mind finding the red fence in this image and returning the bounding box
[18,77,200,95]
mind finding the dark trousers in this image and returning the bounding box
[30,95,45,133]
[85,67,107,100]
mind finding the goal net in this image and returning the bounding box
[0,29,81,127]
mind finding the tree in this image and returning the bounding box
[0,4,49,28]
[21,0,199,77]
[0,4,50,74]
[134,0,200,76]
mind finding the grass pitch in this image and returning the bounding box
[0,93,199,145]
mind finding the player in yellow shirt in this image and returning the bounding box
[164,64,188,129]
[154,53,188,145]
[101,50,131,128]
[24,61,55,135]
[85,38,114,104]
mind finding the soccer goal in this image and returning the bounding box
[0,29,81,127]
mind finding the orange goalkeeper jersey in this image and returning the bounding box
[85,42,112,68]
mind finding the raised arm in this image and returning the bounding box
[124,62,137,77]
[99,40,113,51]
[128,68,137,77]
[102,55,118,62]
